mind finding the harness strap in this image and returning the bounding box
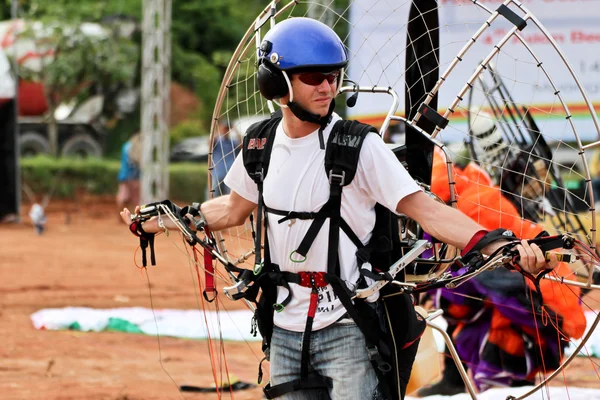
[253,176,266,274]
[264,373,332,399]
[263,271,330,399]
[302,273,324,379]
[327,274,393,400]
[327,172,344,277]
[264,206,323,223]
[268,202,364,262]
[129,220,156,267]
[296,218,328,259]
[202,227,217,302]
[360,267,394,283]
[269,271,328,311]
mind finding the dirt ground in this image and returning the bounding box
[0,199,598,400]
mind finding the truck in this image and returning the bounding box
[0,19,137,157]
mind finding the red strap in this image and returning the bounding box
[203,227,215,294]
[129,221,142,237]
[308,291,319,318]
[461,229,489,256]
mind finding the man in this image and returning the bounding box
[116,132,141,212]
[120,18,555,400]
[210,119,239,196]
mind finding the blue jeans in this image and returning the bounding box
[270,322,380,400]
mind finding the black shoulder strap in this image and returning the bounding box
[242,111,282,184]
[241,111,282,274]
[324,120,377,276]
[324,119,377,187]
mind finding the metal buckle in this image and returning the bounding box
[365,344,379,361]
[222,280,249,300]
[328,170,345,186]
[253,168,265,182]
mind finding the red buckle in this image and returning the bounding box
[129,221,142,237]
[297,272,327,288]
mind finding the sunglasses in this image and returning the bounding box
[296,71,340,86]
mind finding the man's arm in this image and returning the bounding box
[119,190,257,233]
[397,191,483,250]
[200,190,257,231]
[396,191,557,274]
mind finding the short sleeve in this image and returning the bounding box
[223,150,260,203]
[353,132,421,213]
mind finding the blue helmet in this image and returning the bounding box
[259,17,348,72]
[257,17,348,100]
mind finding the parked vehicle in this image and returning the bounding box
[0,19,137,158]
[169,115,269,163]
[170,136,210,163]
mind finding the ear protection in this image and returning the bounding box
[257,58,289,100]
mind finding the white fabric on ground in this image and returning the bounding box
[30,307,598,357]
[30,307,261,342]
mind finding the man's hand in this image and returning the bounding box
[120,206,163,233]
[514,239,559,276]
[119,206,136,226]
[120,206,200,234]
[483,239,559,276]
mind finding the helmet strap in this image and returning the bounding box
[287,99,335,150]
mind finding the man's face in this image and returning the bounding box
[289,70,340,117]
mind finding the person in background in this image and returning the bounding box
[417,147,586,396]
[29,202,47,235]
[210,120,239,196]
[116,132,141,212]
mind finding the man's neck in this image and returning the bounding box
[281,107,321,139]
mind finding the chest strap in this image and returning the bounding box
[265,204,364,263]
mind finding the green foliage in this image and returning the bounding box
[170,119,208,146]
[170,46,221,122]
[8,0,352,148]
[9,1,140,156]
[11,0,142,21]
[21,156,209,203]
[168,162,210,203]
[105,109,141,159]
[168,0,265,121]
[15,20,139,100]
[20,156,120,198]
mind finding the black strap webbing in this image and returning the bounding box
[497,4,527,31]
[419,102,449,129]
[263,374,332,399]
[326,180,343,276]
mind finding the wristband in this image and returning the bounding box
[461,229,488,256]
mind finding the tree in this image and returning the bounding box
[9,1,139,156]
[6,0,345,143]
[168,0,266,123]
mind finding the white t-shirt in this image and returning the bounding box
[224,113,421,332]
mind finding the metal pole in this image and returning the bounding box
[12,0,21,221]
[140,0,171,204]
